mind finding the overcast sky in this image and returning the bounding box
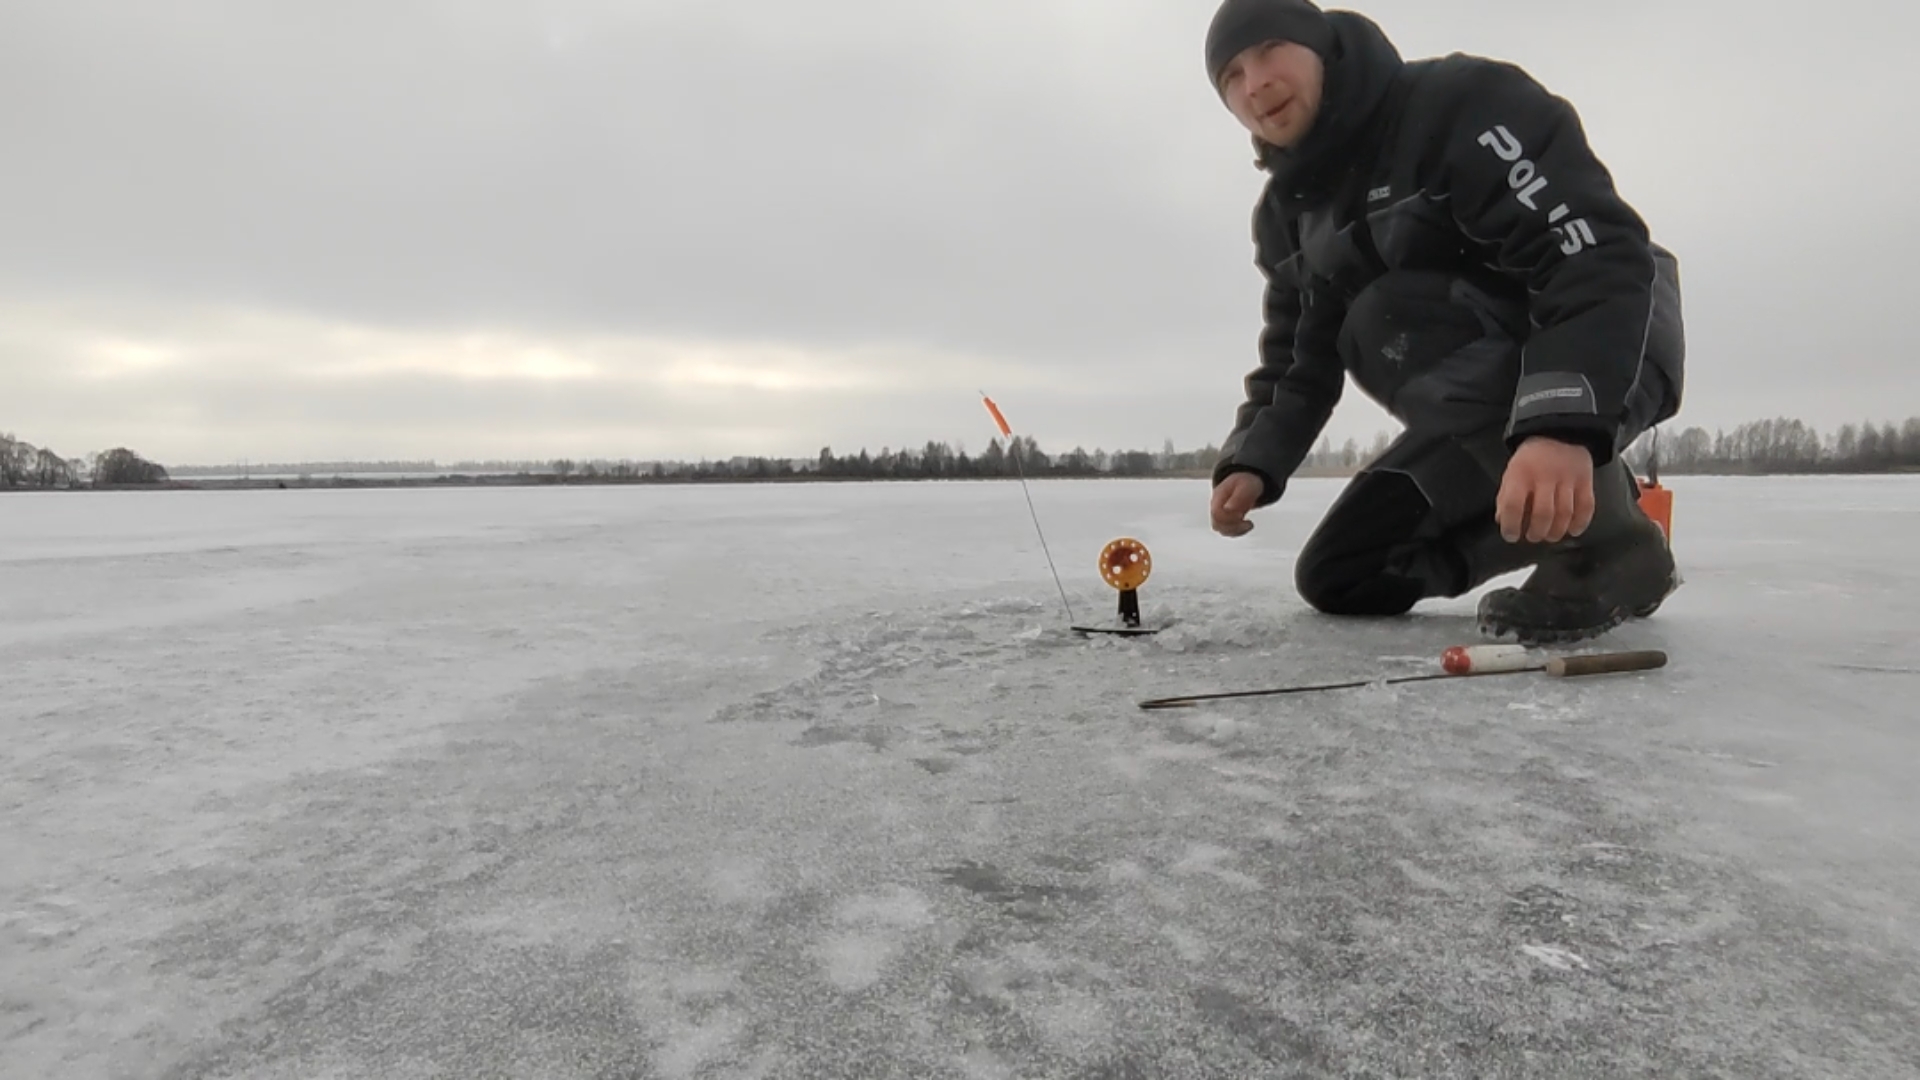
[2,0,1914,466]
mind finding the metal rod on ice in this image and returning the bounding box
[1135,648,1669,710]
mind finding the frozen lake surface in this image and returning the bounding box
[4,474,1917,1078]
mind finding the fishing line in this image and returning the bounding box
[981,393,1075,624]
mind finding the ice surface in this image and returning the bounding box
[3,475,1918,1078]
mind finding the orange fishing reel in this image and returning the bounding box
[1098,537,1152,627]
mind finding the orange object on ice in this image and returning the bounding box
[1098,537,1153,592]
[1441,643,1534,675]
[1637,477,1673,542]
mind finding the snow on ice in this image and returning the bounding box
[3,474,1918,1078]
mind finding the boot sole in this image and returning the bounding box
[1478,605,1630,646]
[1477,572,1679,646]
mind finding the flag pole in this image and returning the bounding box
[982,393,1075,624]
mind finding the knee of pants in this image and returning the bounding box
[1294,558,1425,617]
[1341,271,1527,367]
[1292,545,1341,612]
[1291,471,1432,616]
[1340,272,1529,433]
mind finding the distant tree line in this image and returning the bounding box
[9,413,1918,493]
[623,416,1920,484]
[1624,416,1920,475]
[648,436,1210,482]
[165,458,441,478]
[0,432,168,490]
[562,432,1399,483]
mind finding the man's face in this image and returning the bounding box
[1218,39,1324,149]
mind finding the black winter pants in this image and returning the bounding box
[1293,425,1517,616]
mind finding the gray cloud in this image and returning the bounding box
[0,0,1250,351]
[2,0,1914,465]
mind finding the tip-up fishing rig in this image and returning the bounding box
[982,393,1170,636]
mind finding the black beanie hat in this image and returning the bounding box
[1205,0,1337,91]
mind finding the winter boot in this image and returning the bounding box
[1441,518,1557,597]
[1476,460,1678,645]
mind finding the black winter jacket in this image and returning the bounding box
[1214,12,1684,504]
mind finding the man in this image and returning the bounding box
[1202,0,1686,644]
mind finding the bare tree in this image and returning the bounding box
[93,448,169,486]
[0,432,27,487]
[32,448,72,488]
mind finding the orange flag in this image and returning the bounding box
[981,394,1013,437]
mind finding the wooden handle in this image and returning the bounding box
[1546,650,1668,677]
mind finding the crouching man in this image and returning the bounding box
[1203,0,1685,644]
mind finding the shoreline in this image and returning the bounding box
[6,464,1919,494]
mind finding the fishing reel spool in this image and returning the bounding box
[1097,537,1151,628]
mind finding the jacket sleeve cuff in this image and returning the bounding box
[1505,371,1618,465]
[1211,461,1283,507]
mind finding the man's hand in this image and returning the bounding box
[1210,471,1266,537]
[1496,436,1596,543]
